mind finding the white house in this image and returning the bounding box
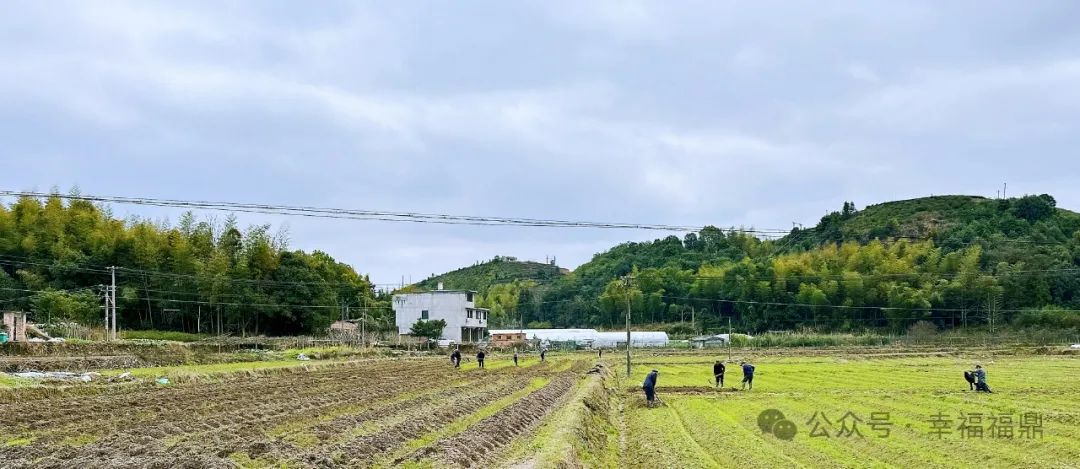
[393,286,489,343]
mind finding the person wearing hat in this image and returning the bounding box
[972,364,992,393]
[642,369,659,407]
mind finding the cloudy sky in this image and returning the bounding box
[3,1,1080,286]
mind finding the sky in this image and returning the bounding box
[3,1,1080,287]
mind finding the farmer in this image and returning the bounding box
[740,361,755,391]
[451,348,461,368]
[598,348,603,358]
[713,360,726,388]
[477,350,486,369]
[642,369,659,407]
[973,364,992,393]
[513,350,519,367]
[540,348,546,362]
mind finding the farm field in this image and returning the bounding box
[0,354,584,468]
[622,353,1080,468]
[1,348,1077,468]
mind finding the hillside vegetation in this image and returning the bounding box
[530,194,1080,334]
[415,256,565,293]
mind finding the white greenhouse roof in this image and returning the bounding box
[488,329,669,347]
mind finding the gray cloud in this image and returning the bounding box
[2,1,1079,284]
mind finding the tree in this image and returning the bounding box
[1012,194,1056,223]
[409,319,446,341]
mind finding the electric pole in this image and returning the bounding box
[623,275,632,377]
[108,266,117,341]
[101,285,110,339]
[727,317,732,361]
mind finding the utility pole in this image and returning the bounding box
[727,317,732,361]
[623,275,632,377]
[109,266,117,341]
[101,284,110,339]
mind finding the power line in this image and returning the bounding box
[657,294,1080,315]
[683,267,1080,283]
[0,190,794,234]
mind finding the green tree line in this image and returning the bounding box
[529,195,1080,333]
[0,192,389,335]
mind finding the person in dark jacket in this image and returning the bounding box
[540,349,546,362]
[972,364,991,393]
[477,350,486,369]
[598,348,603,358]
[451,348,461,368]
[740,361,755,390]
[513,350,519,367]
[642,369,659,407]
[713,360,726,388]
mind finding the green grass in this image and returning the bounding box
[121,330,208,342]
[59,433,100,447]
[622,355,1080,468]
[2,434,35,447]
[227,451,280,469]
[0,374,34,389]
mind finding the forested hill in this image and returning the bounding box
[0,194,385,336]
[529,194,1080,333]
[784,194,1080,250]
[415,256,566,293]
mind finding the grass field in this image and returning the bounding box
[622,354,1080,468]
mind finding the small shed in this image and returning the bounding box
[490,331,526,348]
[2,312,29,342]
[691,334,730,348]
[330,320,359,332]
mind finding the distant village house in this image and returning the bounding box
[393,283,489,343]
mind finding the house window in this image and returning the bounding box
[421,310,429,320]
[481,311,487,321]
[467,309,473,319]
[466,292,474,302]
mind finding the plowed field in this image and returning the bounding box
[0,358,585,468]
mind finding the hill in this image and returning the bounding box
[784,194,1080,250]
[533,194,1080,334]
[415,256,567,294]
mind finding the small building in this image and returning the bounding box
[691,334,730,348]
[490,331,527,348]
[2,311,28,342]
[329,320,359,333]
[393,285,488,343]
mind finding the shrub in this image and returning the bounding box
[906,320,939,337]
[1012,307,1080,329]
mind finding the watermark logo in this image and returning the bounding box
[758,409,797,441]
[756,409,1043,441]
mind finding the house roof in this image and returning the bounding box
[394,290,478,295]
